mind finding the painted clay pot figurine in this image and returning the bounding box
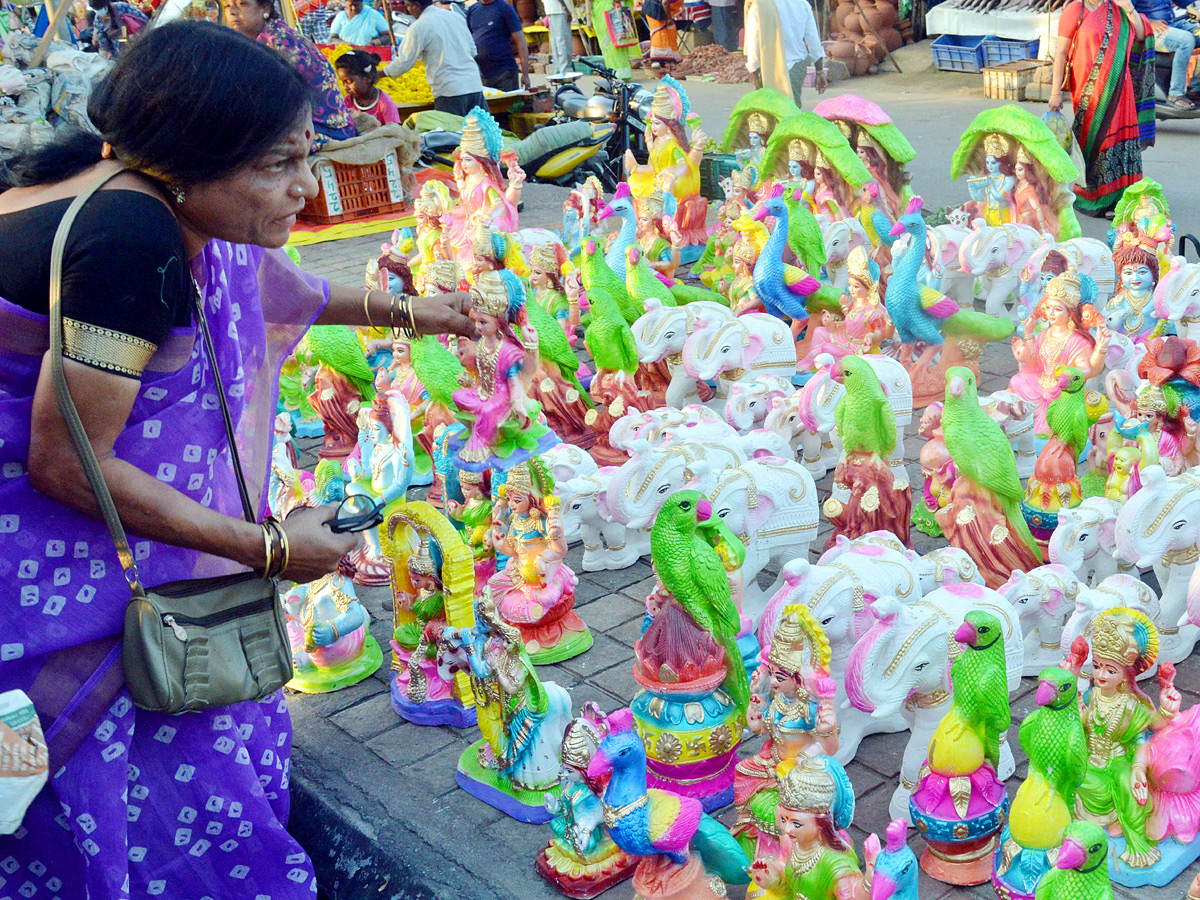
[1030,821,1115,900]
[1104,236,1164,341]
[382,500,477,727]
[823,355,911,547]
[536,704,638,898]
[885,198,1015,409]
[437,588,574,823]
[993,667,1086,900]
[1062,610,1200,886]
[633,491,749,811]
[624,76,709,257]
[746,755,868,900]
[487,457,592,664]
[588,707,751,900]
[950,106,1082,240]
[450,269,558,472]
[733,605,838,864]
[909,611,1011,885]
[282,573,383,694]
[938,367,1042,588]
[1009,272,1110,438]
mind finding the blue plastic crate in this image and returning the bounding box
[982,37,1041,67]
[931,34,989,73]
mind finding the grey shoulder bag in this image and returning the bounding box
[48,168,292,715]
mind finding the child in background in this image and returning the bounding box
[336,49,402,127]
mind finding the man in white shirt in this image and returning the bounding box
[744,0,826,106]
[543,0,574,76]
[386,0,487,116]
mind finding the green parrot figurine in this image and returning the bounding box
[944,610,1011,773]
[626,246,676,309]
[581,237,640,325]
[301,325,377,402]
[667,279,731,308]
[940,366,1042,583]
[834,356,897,458]
[526,295,593,405]
[1046,368,1090,463]
[585,288,639,377]
[1033,822,1113,900]
[1027,366,1094,510]
[409,335,464,410]
[650,491,749,713]
[784,189,842,316]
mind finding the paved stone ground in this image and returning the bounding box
[286,51,1200,900]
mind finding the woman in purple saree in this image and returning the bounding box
[0,22,471,899]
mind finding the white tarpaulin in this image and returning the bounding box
[927,4,1062,50]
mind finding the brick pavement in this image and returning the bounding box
[287,228,1200,900]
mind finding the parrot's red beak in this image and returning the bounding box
[948,375,965,399]
[1057,373,1071,391]
[753,205,769,223]
[598,203,614,222]
[1036,679,1059,707]
[953,621,977,646]
[831,361,846,384]
[1055,838,1087,871]
[889,220,906,238]
[696,498,712,522]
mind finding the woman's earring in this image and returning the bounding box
[171,185,187,205]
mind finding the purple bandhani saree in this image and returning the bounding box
[0,241,327,899]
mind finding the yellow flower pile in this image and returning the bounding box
[321,43,434,105]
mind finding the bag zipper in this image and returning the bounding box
[153,571,260,598]
[161,596,277,640]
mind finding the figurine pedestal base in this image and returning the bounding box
[456,739,558,824]
[286,633,383,694]
[535,841,638,899]
[389,670,476,728]
[630,854,725,900]
[990,828,1048,900]
[1107,834,1200,888]
[919,837,998,886]
[910,763,1010,887]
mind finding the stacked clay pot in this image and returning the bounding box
[827,0,902,72]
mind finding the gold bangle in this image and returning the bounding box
[265,519,283,579]
[405,295,419,337]
[389,292,398,334]
[260,523,276,577]
[328,620,340,642]
[276,520,290,577]
[363,289,376,329]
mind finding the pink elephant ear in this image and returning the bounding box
[904,196,924,216]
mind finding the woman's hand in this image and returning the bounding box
[279,505,360,584]
[1048,89,1064,111]
[413,291,473,336]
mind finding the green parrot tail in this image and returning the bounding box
[944,309,1016,343]
[807,284,843,317]
[719,629,751,714]
[1003,497,1043,561]
[691,234,718,277]
[694,814,751,886]
[353,376,377,403]
[568,370,595,408]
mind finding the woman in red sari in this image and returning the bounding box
[1049,0,1156,217]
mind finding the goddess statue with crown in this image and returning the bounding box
[747,755,868,900]
[450,269,557,472]
[799,246,893,368]
[449,106,525,266]
[487,456,592,664]
[624,75,709,252]
[734,605,839,866]
[529,242,577,340]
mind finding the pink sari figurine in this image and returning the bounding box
[449,106,525,266]
[1008,272,1109,436]
[451,269,557,472]
[487,457,592,664]
[799,246,892,368]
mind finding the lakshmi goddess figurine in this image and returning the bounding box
[1103,236,1163,341]
[529,241,578,340]
[450,269,557,472]
[636,191,685,278]
[734,605,839,863]
[965,133,1016,226]
[746,754,867,900]
[624,75,709,255]
[799,246,892,367]
[1008,272,1109,437]
[439,589,574,823]
[445,467,496,584]
[282,573,384,693]
[1060,609,1200,885]
[450,106,525,264]
[813,93,916,220]
[487,457,592,664]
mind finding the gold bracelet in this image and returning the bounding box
[276,520,290,577]
[266,518,283,579]
[389,292,399,334]
[363,289,376,329]
[328,620,340,642]
[260,523,276,577]
[405,294,419,337]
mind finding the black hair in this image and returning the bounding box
[87,0,113,11]
[411,0,435,10]
[334,49,382,82]
[1,21,312,191]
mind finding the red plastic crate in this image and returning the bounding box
[300,151,408,225]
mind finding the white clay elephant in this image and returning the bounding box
[1154,256,1200,341]
[1046,497,1126,587]
[556,469,638,572]
[1114,465,1200,664]
[544,444,598,543]
[907,546,985,593]
[757,557,906,763]
[921,222,974,306]
[957,222,1044,320]
[706,459,818,620]
[1020,236,1116,310]
[979,390,1037,480]
[724,375,794,433]
[997,564,1082,676]
[605,439,746,533]
[820,216,870,294]
[632,298,734,408]
[1061,572,1160,681]
[681,313,797,395]
[817,533,923,607]
[764,388,837,477]
[843,583,1024,822]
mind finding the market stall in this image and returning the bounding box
[926,2,1060,49]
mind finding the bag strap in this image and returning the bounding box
[48,167,257,600]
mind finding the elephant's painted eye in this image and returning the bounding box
[914,662,928,671]
[664,332,675,340]
[659,485,671,494]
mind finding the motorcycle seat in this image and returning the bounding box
[510,120,602,167]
